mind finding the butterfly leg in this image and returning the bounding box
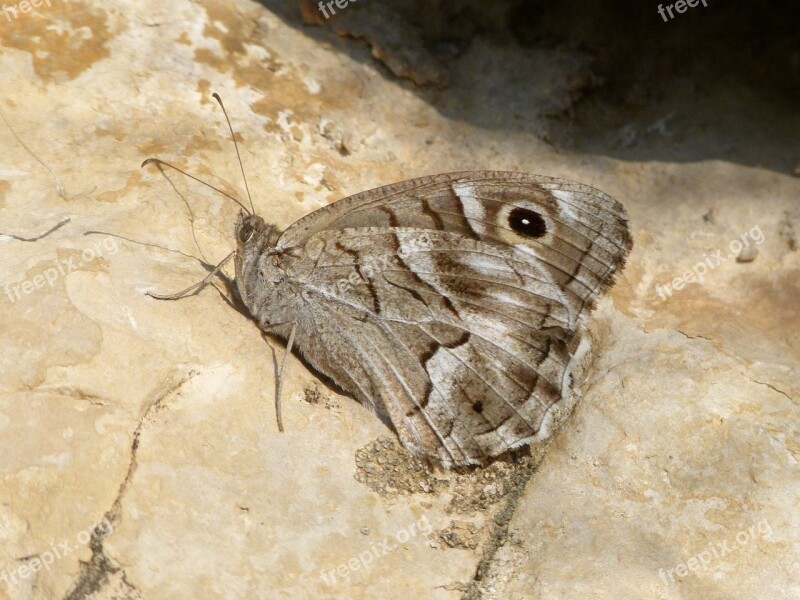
[1,217,70,242]
[146,251,235,300]
[274,321,298,433]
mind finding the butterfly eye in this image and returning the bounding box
[238,223,255,244]
[508,207,547,238]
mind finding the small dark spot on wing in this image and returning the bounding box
[509,207,547,238]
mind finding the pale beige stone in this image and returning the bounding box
[0,1,797,599]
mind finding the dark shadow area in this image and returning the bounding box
[260,0,800,174]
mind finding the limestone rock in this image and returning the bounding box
[0,1,797,598]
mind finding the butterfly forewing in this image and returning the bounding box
[280,172,631,323]
[242,171,631,466]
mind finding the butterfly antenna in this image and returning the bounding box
[83,230,202,262]
[141,158,252,215]
[212,92,256,216]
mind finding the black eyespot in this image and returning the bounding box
[238,222,255,244]
[508,207,547,238]
[472,401,483,413]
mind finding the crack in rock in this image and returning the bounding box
[749,378,796,406]
[62,373,194,600]
[461,444,550,600]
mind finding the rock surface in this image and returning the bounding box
[0,1,797,598]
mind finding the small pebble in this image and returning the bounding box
[736,245,758,263]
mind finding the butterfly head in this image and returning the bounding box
[236,213,264,246]
[234,213,282,303]
[234,213,281,259]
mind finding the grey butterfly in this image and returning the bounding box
[144,97,631,468]
[229,170,632,468]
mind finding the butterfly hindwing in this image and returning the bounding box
[239,171,632,466]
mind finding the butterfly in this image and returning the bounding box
[145,97,632,469]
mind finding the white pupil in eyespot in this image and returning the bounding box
[521,218,530,225]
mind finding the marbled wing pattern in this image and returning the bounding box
[236,171,632,467]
